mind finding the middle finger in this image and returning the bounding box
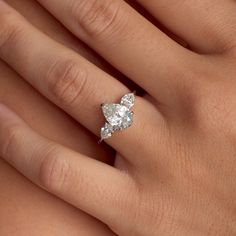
[36,0,201,104]
[0,2,161,161]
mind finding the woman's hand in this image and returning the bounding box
[0,0,236,235]
[0,0,119,235]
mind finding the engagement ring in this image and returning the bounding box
[100,92,135,142]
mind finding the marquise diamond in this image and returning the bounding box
[121,93,135,109]
[101,123,114,140]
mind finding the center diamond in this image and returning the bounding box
[102,104,133,129]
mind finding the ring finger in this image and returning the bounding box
[0,1,161,161]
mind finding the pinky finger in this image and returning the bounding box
[0,103,135,231]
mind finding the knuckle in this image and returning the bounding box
[0,10,25,52]
[179,66,231,131]
[39,147,71,193]
[176,64,215,119]
[47,59,88,107]
[72,0,123,38]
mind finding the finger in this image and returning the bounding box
[136,0,236,54]
[0,103,135,229]
[0,2,161,161]
[35,0,200,103]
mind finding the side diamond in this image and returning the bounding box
[101,123,114,140]
[120,111,133,129]
[121,93,135,109]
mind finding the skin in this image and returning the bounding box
[0,1,161,234]
[1,0,236,236]
[0,0,119,235]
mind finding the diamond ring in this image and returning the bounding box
[100,92,136,142]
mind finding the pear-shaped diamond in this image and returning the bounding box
[121,93,135,109]
[100,93,135,141]
[102,104,133,129]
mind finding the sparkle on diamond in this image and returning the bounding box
[121,93,135,109]
[101,122,114,140]
[102,104,133,128]
[100,93,135,140]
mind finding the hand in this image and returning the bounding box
[0,1,168,235]
[0,1,236,235]
[0,0,118,235]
